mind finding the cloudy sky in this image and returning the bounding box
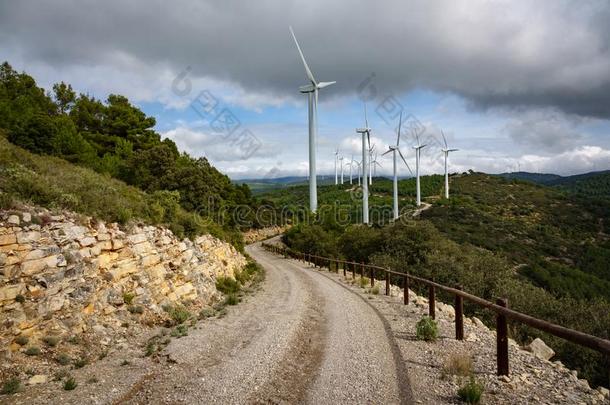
[2,0,610,178]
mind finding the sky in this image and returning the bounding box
[1,0,610,178]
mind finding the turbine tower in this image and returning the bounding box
[413,132,427,207]
[356,105,371,224]
[441,131,458,199]
[382,112,413,220]
[368,144,375,185]
[290,26,336,213]
[339,156,344,184]
[348,154,355,184]
[334,148,339,185]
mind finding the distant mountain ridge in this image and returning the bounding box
[498,170,610,197]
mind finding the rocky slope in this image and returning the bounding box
[242,225,290,244]
[0,206,246,388]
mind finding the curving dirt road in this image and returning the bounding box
[129,240,412,404]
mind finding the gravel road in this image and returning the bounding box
[129,240,411,404]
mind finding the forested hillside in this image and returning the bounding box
[0,62,269,246]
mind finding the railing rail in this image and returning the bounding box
[261,242,610,380]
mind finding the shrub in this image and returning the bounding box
[1,377,20,395]
[359,276,370,289]
[415,316,438,342]
[14,335,28,346]
[199,307,216,319]
[56,353,71,365]
[225,293,239,306]
[443,353,474,377]
[43,335,61,347]
[63,377,77,391]
[370,285,380,295]
[457,377,484,404]
[15,294,25,303]
[24,346,41,356]
[215,276,240,295]
[73,358,87,369]
[171,324,188,338]
[163,304,191,325]
[122,292,135,305]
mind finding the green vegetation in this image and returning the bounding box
[14,335,28,346]
[163,304,191,325]
[43,335,60,347]
[56,353,71,365]
[24,346,41,356]
[415,316,438,342]
[1,377,20,395]
[274,172,610,387]
[122,292,135,305]
[457,377,484,404]
[443,352,474,377]
[63,377,77,391]
[73,358,88,369]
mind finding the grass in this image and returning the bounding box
[215,276,240,295]
[73,358,88,369]
[127,305,144,314]
[224,293,239,306]
[43,335,61,347]
[14,335,28,346]
[163,304,191,325]
[24,346,41,356]
[369,285,380,295]
[56,353,71,365]
[1,377,20,395]
[443,352,474,377]
[171,324,188,338]
[457,377,484,404]
[359,276,371,289]
[198,307,216,319]
[63,377,77,391]
[123,292,135,305]
[415,316,438,342]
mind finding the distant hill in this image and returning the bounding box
[498,171,562,184]
[498,170,610,197]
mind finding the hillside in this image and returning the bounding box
[499,170,610,197]
[267,172,610,387]
[0,62,267,247]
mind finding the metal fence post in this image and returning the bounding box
[497,298,509,376]
[455,285,464,341]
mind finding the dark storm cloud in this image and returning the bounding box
[1,0,610,117]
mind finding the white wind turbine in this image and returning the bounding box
[348,154,355,184]
[289,26,336,213]
[382,111,413,220]
[441,131,458,199]
[334,148,339,185]
[339,156,345,184]
[372,151,382,177]
[356,105,372,224]
[413,131,427,207]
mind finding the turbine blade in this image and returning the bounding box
[397,111,402,146]
[448,148,459,152]
[382,149,392,156]
[364,103,369,129]
[367,131,371,150]
[289,26,316,84]
[398,148,413,175]
[317,81,336,89]
[441,130,447,148]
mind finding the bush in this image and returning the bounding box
[225,293,239,306]
[63,377,77,391]
[163,304,190,325]
[1,377,20,395]
[443,353,474,377]
[415,316,438,342]
[24,346,41,356]
[123,292,135,305]
[127,305,144,314]
[171,324,188,338]
[15,294,25,303]
[216,276,241,295]
[457,377,484,404]
[43,335,61,347]
[199,307,216,319]
[14,335,28,346]
[73,358,88,368]
[56,353,71,365]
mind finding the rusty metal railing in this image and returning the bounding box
[261,243,610,379]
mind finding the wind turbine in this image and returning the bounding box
[348,154,355,184]
[368,144,376,185]
[356,105,372,224]
[382,111,413,220]
[289,26,336,213]
[372,151,382,177]
[339,156,344,184]
[440,131,458,199]
[413,131,427,207]
[334,148,339,185]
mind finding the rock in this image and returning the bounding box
[28,374,47,385]
[598,387,609,398]
[576,379,590,390]
[16,231,41,244]
[7,215,20,225]
[0,284,24,301]
[21,254,61,275]
[526,337,555,360]
[22,213,31,223]
[0,233,17,246]
[78,236,97,247]
[499,375,511,383]
[466,332,478,342]
[472,316,488,330]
